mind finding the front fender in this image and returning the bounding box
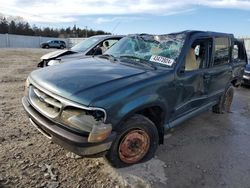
[109,94,168,130]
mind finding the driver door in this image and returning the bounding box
[171,38,213,121]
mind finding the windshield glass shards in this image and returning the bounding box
[104,33,186,68]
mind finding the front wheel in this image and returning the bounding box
[212,84,234,113]
[105,114,159,168]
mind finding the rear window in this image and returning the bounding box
[214,37,230,66]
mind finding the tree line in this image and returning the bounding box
[0,16,111,38]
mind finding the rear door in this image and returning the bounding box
[205,36,232,100]
[54,40,60,48]
[49,41,55,48]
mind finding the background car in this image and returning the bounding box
[242,64,250,85]
[231,39,248,86]
[40,40,66,49]
[38,35,124,67]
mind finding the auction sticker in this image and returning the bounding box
[150,55,174,66]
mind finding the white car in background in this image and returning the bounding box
[38,35,124,67]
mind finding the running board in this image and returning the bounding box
[164,101,217,131]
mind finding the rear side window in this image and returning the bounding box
[233,41,247,62]
[214,37,230,66]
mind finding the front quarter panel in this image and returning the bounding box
[91,71,176,129]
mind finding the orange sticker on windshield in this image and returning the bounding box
[150,55,174,66]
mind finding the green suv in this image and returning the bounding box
[22,31,247,167]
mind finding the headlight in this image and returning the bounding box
[48,59,61,66]
[60,108,111,142]
[61,108,93,132]
[24,78,30,96]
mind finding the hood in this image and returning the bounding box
[30,57,148,106]
[40,50,77,60]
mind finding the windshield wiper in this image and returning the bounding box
[119,55,157,70]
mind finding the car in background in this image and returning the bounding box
[40,40,66,49]
[231,39,248,86]
[38,35,124,67]
[242,64,250,85]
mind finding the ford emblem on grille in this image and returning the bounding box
[39,95,46,102]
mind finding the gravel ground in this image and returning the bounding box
[0,48,250,188]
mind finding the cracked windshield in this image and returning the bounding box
[105,33,186,68]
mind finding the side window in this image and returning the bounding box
[100,39,120,53]
[214,37,230,66]
[185,40,208,71]
[103,39,119,48]
[106,39,119,48]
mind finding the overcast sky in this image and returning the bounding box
[1,0,250,36]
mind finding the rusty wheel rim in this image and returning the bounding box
[224,88,233,112]
[118,129,150,164]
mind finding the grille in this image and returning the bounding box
[29,85,62,118]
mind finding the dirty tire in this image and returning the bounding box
[60,45,64,49]
[212,84,234,114]
[105,114,159,168]
[45,45,49,49]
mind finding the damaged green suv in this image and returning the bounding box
[22,31,247,167]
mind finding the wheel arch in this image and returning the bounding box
[230,77,241,87]
[113,102,167,144]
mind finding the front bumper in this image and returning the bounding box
[22,97,116,156]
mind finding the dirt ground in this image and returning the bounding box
[0,48,250,188]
